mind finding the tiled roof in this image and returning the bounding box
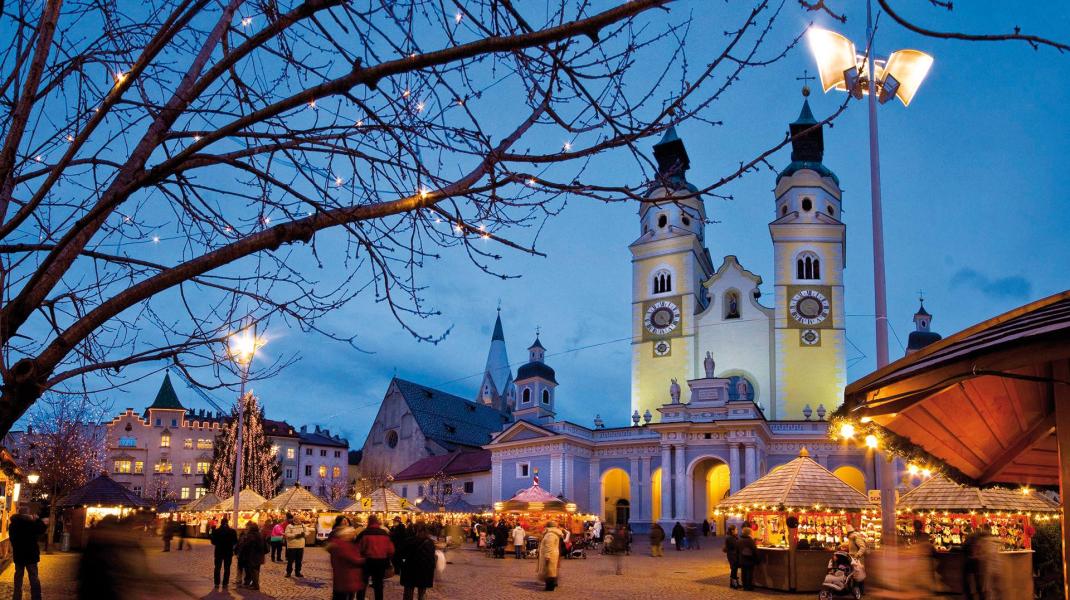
[299,430,348,448]
[148,373,184,411]
[261,485,331,512]
[60,475,149,508]
[718,453,870,511]
[393,378,510,449]
[414,497,484,513]
[210,488,268,512]
[263,419,298,438]
[898,474,1061,513]
[340,487,418,513]
[393,449,491,481]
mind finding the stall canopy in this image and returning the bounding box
[895,473,1056,513]
[60,474,149,508]
[260,485,331,512]
[182,493,221,513]
[499,482,572,513]
[340,487,418,513]
[330,496,354,511]
[414,497,484,514]
[210,488,268,512]
[718,449,871,511]
[843,289,1070,597]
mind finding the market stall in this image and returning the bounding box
[260,485,332,543]
[493,480,593,543]
[208,488,268,529]
[895,473,1060,594]
[717,448,873,592]
[59,474,150,549]
[843,290,1070,598]
[0,448,24,568]
[175,493,221,536]
[338,487,420,525]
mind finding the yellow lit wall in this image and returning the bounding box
[651,468,662,522]
[602,468,631,525]
[833,465,866,494]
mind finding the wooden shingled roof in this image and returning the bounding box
[260,485,331,512]
[210,488,268,512]
[181,493,221,513]
[898,474,1061,513]
[718,450,871,511]
[340,487,418,513]
[60,474,149,508]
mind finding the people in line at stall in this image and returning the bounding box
[512,523,527,559]
[355,515,394,600]
[649,522,665,557]
[209,517,237,589]
[737,526,759,591]
[723,525,740,589]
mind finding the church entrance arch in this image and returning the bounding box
[689,457,730,527]
[601,468,631,526]
[650,468,662,522]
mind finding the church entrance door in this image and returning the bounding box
[601,468,630,526]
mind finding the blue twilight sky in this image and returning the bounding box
[103,2,1069,447]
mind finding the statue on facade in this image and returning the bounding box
[703,351,716,378]
[669,378,681,404]
[735,377,749,401]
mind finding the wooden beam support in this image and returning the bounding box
[978,413,1055,484]
[1051,359,1070,600]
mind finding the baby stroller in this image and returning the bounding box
[818,551,862,599]
[566,536,589,559]
[525,536,539,559]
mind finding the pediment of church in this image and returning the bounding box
[491,420,556,444]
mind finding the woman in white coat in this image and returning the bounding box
[536,522,566,591]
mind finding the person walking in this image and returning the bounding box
[176,519,191,550]
[511,522,526,559]
[355,515,394,600]
[209,517,238,589]
[536,521,565,591]
[283,513,307,578]
[738,526,759,591]
[9,506,46,600]
[270,519,285,562]
[686,523,701,550]
[671,521,685,551]
[591,519,602,543]
[723,524,740,589]
[389,516,408,575]
[236,521,268,590]
[161,517,175,552]
[702,519,711,537]
[649,522,665,557]
[399,524,437,600]
[327,516,364,600]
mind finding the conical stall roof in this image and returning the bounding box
[60,474,149,508]
[210,488,268,512]
[897,474,984,512]
[181,493,222,513]
[718,449,871,511]
[260,485,331,512]
[341,487,419,513]
[499,483,570,513]
[898,474,1061,513]
[415,496,485,514]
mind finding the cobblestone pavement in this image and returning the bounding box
[0,536,796,599]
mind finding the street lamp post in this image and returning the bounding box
[228,327,263,529]
[808,0,934,545]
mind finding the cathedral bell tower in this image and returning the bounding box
[770,88,847,419]
[630,128,714,419]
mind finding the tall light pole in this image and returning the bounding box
[808,0,933,544]
[227,326,264,528]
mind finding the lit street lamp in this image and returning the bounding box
[26,473,40,485]
[227,326,264,528]
[808,0,933,546]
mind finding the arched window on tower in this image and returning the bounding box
[652,269,672,294]
[796,252,821,281]
[522,388,531,404]
[542,389,550,405]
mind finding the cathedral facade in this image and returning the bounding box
[368,95,925,531]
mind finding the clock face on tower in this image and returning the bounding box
[645,300,682,336]
[785,285,833,329]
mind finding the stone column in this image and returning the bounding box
[674,444,687,521]
[589,458,601,518]
[728,444,741,493]
[744,444,757,487]
[639,455,651,522]
[629,456,640,523]
[559,452,571,500]
[660,446,673,522]
[491,456,503,503]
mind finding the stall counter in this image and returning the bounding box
[931,549,1034,598]
[752,546,834,592]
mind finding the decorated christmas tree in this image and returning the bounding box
[205,393,281,498]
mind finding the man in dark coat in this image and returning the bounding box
[737,526,760,591]
[389,516,408,575]
[9,506,46,600]
[649,522,666,557]
[399,524,437,600]
[355,515,395,600]
[671,521,685,551]
[723,524,740,589]
[210,517,238,588]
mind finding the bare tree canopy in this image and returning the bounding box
[1,0,830,436]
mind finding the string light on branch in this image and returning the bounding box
[114,71,128,86]
[240,16,253,27]
[65,134,74,143]
[356,119,364,127]
[562,141,572,151]
[152,235,160,244]
[416,101,425,113]
[193,135,202,142]
[418,188,430,199]
[262,216,271,225]
[527,178,537,187]
[334,176,344,186]
[454,12,463,24]
[402,89,411,98]
[308,99,317,109]
[34,155,43,162]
